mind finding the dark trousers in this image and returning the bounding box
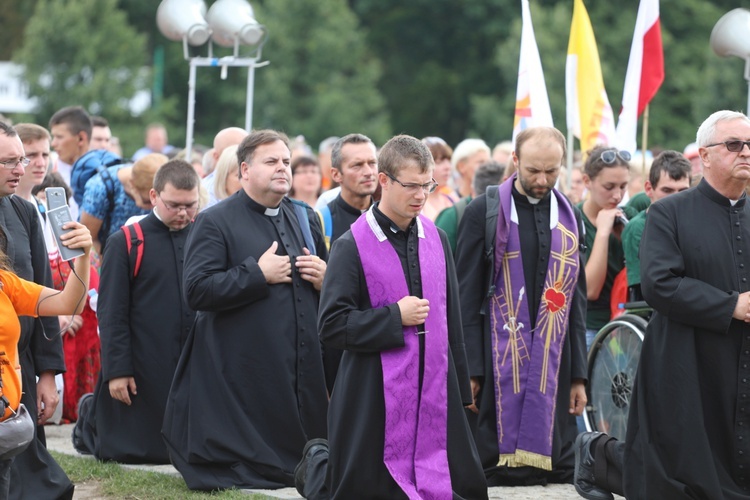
[593,435,625,496]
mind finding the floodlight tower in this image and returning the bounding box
[157,0,268,157]
[711,9,750,114]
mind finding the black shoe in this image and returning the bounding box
[71,393,94,455]
[294,438,328,497]
[574,432,614,500]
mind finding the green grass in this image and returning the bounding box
[50,451,276,499]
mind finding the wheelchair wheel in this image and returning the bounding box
[583,314,646,441]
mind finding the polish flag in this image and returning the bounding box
[615,0,664,153]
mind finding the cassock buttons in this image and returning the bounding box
[742,264,746,269]
[281,232,285,236]
[743,278,747,283]
[739,236,743,241]
[741,250,744,255]
[738,222,742,227]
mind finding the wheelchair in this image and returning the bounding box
[583,300,651,441]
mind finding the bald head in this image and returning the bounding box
[213,127,248,161]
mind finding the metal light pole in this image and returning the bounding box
[157,0,268,158]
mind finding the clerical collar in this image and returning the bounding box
[335,193,372,215]
[697,178,747,208]
[372,203,417,237]
[511,183,550,207]
[242,190,283,215]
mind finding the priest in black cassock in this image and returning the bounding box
[162,130,329,491]
[319,133,378,393]
[575,111,750,499]
[455,126,587,486]
[73,160,200,464]
[305,134,487,499]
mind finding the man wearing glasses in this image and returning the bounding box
[0,122,74,499]
[73,160,200,465]
[454,126,588,487]
[575,111,750,499]
[295,135,487,499]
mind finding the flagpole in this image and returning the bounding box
[641,104,650,177]
[567,128,574,191]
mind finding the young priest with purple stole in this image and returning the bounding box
[300,135,487,500]
[455,126,588,486]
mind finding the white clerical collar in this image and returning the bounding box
[526,195,542,205]
[510,192,558,230]
[264,206,280,216]
[731,199,740,206]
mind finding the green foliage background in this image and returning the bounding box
[2,0,750,156]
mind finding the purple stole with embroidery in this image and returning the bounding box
[351,209,452,500]
[490,175,579,470]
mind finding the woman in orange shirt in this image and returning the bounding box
[0,221,91,496]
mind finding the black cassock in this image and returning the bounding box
[455,190,587,486]
[162,190,328,491]
[319,207,488,500]
[0,195,72,500]
[321,193,369,393]
[76,212,194,463]
[625,180,750,499]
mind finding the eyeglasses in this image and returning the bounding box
[385,172,438,194]
[600,149,632,164]
[0,157,30,169]
[705,140,750,153]
[158,195,199,214]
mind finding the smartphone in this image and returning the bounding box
[46,187,85,261]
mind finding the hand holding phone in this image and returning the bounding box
[46,188,85,261]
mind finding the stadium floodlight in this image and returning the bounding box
[156,0,211,48]
[711,8,750,114]
[207,0,267,50]
[156,0,269,158]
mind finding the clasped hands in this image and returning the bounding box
[258,241,326,290]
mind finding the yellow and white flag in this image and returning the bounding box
[513,0,553,144]
[565,0,616,154]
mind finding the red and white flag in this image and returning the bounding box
[615,0,664,153]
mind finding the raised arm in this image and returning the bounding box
[36,222,91,316]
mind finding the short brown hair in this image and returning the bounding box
[422,137,453,163]
[331,134,374,171]
[237,129,290,165]
[15,123,50,144]
[378,135,434,177]
[49,106,92,140]
[153,159,200,193]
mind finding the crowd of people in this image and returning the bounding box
[0,105,749,499]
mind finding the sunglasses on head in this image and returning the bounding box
[600,149,632,164]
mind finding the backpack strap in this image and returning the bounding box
[121,222,144,279]
[318,204,333,250]
[290,200,317,256]
[96,165,115,247]
[481,186,501,314]
[454,196,469,227]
